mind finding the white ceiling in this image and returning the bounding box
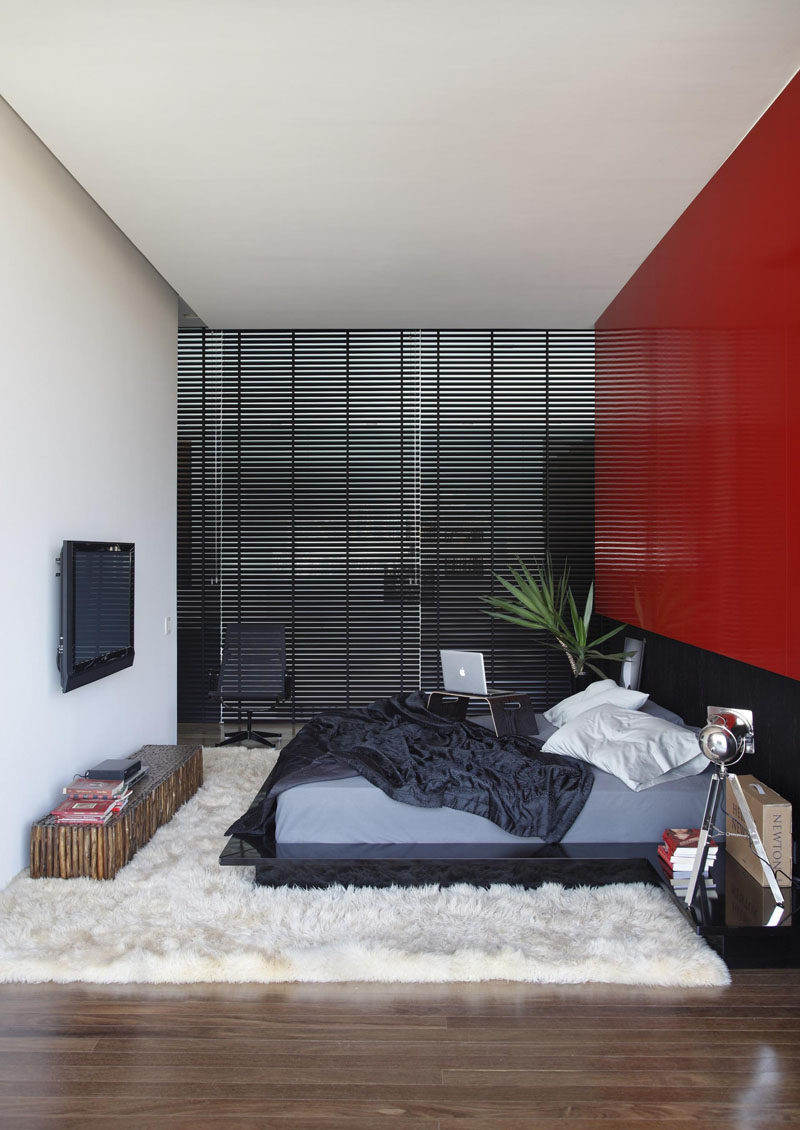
[1,1,798,328]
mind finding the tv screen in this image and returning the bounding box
[58,541,135,692]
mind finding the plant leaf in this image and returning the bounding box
[583,582,594,632]
[484,610,547,632]
[483,603,543,630]
[586,622,628,649]
[495,574,549,619]
[567,590,586,648]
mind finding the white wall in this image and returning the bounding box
[0,99,178,885]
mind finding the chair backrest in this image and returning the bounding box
[217,623,286,700]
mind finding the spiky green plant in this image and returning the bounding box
[481,557,630,678]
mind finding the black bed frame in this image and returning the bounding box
[220,771,662,890]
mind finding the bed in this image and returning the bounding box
[275,759,712,845]
[221,684,712,889]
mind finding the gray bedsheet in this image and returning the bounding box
[275,761,713,844]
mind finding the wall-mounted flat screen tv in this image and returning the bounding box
[58,541,135,692]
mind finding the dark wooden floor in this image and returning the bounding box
[1,972,799,1128]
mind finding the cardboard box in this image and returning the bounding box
[726,774,792,887]
[724,855,791,927]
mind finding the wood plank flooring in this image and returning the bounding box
[1,972,799,1128]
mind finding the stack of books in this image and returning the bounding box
[657,827,718,897]
[49,758,147,826]
[50,794,128,826]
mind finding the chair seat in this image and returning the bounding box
[211,624,291,748]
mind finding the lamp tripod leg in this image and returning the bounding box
[684,771,723,907]
[727,774,785,906]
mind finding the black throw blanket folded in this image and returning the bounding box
[226,691,593,842]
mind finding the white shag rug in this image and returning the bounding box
[0,748,730,987]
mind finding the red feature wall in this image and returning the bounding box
[595,73,800,680]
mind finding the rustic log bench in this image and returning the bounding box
[30,744,203,879]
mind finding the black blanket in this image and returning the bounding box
[226,691,593,842]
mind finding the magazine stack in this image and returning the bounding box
[50,776,133,826]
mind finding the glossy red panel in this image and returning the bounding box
[595,74,800,680]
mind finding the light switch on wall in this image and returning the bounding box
[164,616,172,635]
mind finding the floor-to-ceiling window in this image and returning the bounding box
[177,329,594,722]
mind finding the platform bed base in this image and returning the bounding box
[249,855,660,890]
[221,818,663,891]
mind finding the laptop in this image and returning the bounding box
[439,650,510,696]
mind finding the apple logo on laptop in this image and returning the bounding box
[459,667,466,677]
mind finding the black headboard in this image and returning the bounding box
[600,617,800,814]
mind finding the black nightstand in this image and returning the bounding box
[654,845,800,968]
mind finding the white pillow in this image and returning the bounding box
[543,679,648,728]
[541,703,703,791]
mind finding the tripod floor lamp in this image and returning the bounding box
[684,707,785,908]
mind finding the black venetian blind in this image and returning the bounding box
[177,330,594,722]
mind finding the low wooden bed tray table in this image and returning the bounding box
[30,744,203,879]
[426,689,538,737]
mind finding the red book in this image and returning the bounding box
[662,828,718,854]
[51,797,117,821]
[64,777,126,799]
[66,789,131,807]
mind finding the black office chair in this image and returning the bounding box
[212,623,291,748]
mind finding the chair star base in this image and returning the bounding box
[216,709,281,749]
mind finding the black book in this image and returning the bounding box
[84,758,142,781]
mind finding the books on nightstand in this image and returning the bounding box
[658,828,719,897]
